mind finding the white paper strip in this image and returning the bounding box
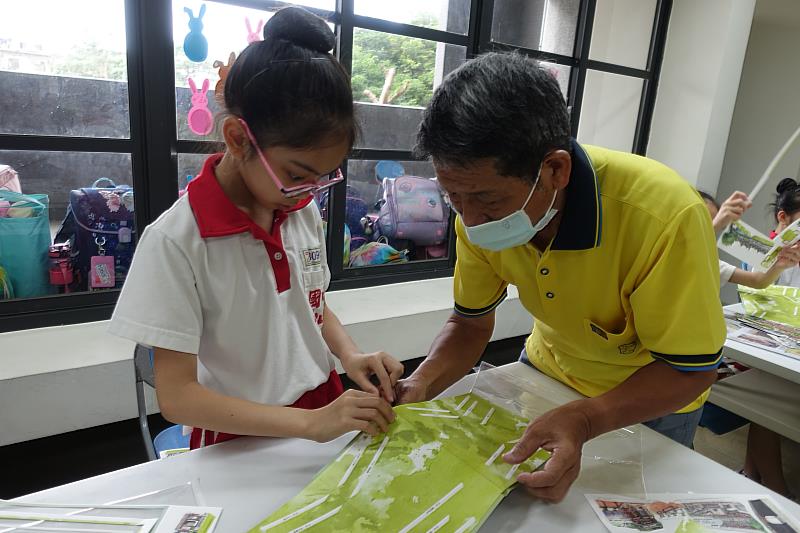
[425,515,450,533]
[749,124,800,200]
[454,517,477,533]
[260,496,329,531]
[287,505,342,533]
[485,444,505,466]
[398,483,464,533]
[351,436,389,497]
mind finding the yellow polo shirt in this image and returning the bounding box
[453,141,725,413]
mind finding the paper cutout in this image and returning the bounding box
[183,5,208,62]
[249,394,551,533]
[212,52,236,107]
[187,78,213,136]
[246,17,264,44]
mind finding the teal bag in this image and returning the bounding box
[0,190,52,298]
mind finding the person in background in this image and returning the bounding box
[699,191,799,288]
[699,189,799,497]
[770,178,800,286]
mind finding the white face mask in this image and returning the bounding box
[462,169,558,251]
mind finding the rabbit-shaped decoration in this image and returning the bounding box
[187,78,213,136]
[212,51,236,107]
[183,4,208,62]
[245,17,264,44]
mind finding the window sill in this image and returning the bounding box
[0,277,532,445]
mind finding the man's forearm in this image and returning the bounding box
[577,360,717,439]
[409,313,494,399]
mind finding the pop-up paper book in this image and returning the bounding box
[248,392,550,533]
[718,218,800,272]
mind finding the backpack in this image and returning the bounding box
[54,178,136,291]
[377,176,450,247]
[0,165,21,193]
[317,185,369,252]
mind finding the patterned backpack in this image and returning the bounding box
[377,176,450,247]
[54,178,136,291]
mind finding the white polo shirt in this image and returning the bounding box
[109,154,336,406]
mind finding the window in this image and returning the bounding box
[0,0,140,319]
[0,0,672,331]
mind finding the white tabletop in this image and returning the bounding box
[724,304,800,385]
[16,363,800,532]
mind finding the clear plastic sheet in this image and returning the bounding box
[0,480,204,524]
[470,362,646,495]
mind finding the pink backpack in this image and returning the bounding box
[0,165,21,193]
[377,176,450,246]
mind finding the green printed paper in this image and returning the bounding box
[249,393,550,533]
[739,284,800,327]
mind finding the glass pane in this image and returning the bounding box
[177,152,211,193]
[355,0,470,35]
[173,1,336,142]
[577,71,643,152]
[492,0,580,56]
[0,151,136,300]
[340,159,450,269]
[590,0,656,69]
[541,62,571,99]
[352,30,467,150]
[0,0,130,138]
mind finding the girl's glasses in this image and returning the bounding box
[238,118,344,199]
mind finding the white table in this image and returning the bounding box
[16,363,800,532]
[724,303,800,385]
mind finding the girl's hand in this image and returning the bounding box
[713,191,752,231]
[774,242,800,270]
[341,351,404,403]
[306,389,395,442]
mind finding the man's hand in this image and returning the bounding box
[394,377,429,405]
[503,401,593,503]
[340,351,404,403]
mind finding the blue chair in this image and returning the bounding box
[134,344,189,460]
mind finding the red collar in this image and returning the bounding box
[187,153,314,238]
[770,230,778,240]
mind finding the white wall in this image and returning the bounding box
[0,278,533,446]
[648,0,756,190]
[716,1,800,236]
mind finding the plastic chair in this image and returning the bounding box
[134,344,189,460]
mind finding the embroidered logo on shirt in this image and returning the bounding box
[302,247,322,270]
[618,341,638,355]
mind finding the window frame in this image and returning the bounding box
[0,0,672,331]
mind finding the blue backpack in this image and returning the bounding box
[316,185,369,252]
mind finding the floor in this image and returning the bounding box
[694,425,800,497]
[3,335,797,501]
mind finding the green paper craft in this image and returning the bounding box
[739,284,800,328]
[249,393,550,533]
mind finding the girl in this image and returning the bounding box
[110,7,403,448]
[770,178,800,286]
[700,190,800,288]
[699,188,800,497]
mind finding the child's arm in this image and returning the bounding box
[322,306,404,403]
[729,243,800,289]
[153,347,394,443]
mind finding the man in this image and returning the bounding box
[396,53,725,503]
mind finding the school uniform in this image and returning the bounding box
[109,154,343,447]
